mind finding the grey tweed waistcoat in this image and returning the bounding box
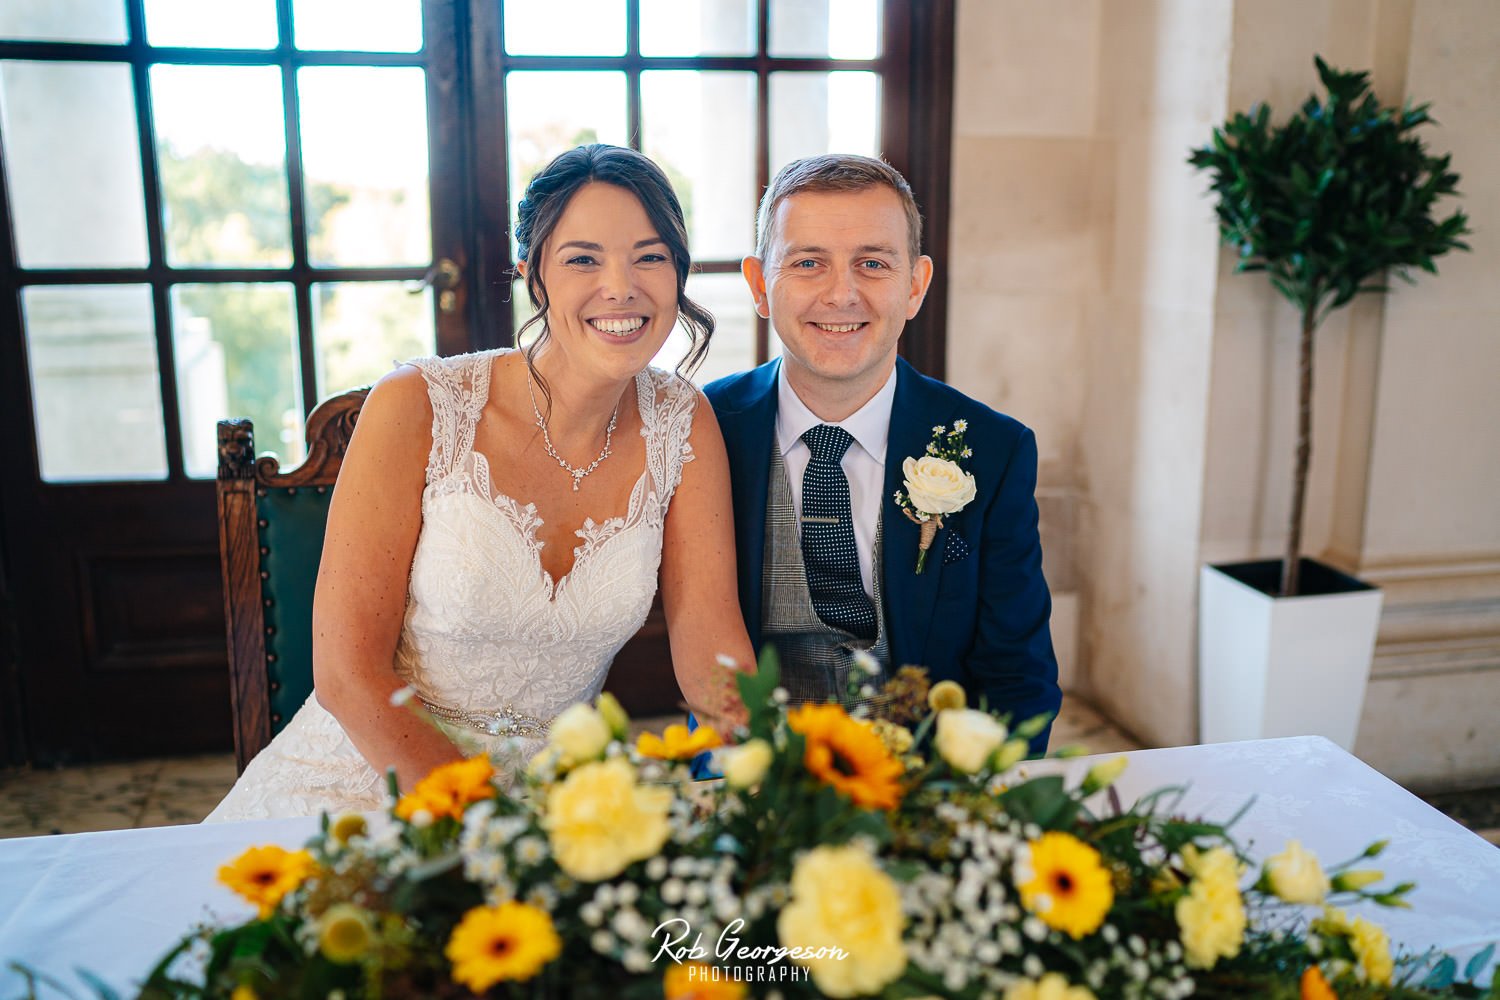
[761,445,890,706]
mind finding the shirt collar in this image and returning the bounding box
[776,362,897,464]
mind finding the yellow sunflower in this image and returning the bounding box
[1015,832,1114,939]
[216,845,316,919]
[394,755,495,822]
[445,902,561,991]
[787,704,905,810]
[637,723,723,761]
[662,962,748,999]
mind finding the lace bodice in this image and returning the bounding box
[204,349,697,822]
[396,349,697,722]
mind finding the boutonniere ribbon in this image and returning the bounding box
[894,420,978,574]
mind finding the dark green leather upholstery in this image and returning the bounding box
[257,485,333,735]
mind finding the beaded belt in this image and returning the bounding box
[418,697,553,738]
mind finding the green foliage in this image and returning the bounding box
[1188,56,1470,323]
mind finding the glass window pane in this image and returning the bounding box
[298,67,431,267]
[0,0,127,44]
[769,0,881,58]
[312,282,436,397]
[642,72,755,260]
[151,65,292,268]
[769,71,880,178]
[22,285,167,483]
[652,273,758,386]
[503,0,624,56]
[171,283,301,477]
[294,0,422,51]
[640,0,754,57]
[505,71,627,259]
[144,0,277,49]
[0,61,149,269]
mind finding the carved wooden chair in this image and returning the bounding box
[216,389,368,773]
[216,386,681,774]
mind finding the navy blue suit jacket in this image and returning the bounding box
[704,357,1062,753]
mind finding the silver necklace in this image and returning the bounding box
[525,374,620,491]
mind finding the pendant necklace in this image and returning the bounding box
[526,374,619,491]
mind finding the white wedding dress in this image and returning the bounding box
[205,350,697,822]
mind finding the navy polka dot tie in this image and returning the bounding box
[800,424,877,640]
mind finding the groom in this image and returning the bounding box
[704,154,1061,753]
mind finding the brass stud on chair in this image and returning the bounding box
[259,570,269,580]
[267,653,277,663]
[271,713,282,724]
[265,626,275,636]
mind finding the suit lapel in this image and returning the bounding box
[882,358,947,671]
[716,360,780,651]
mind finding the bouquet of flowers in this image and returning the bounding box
[122,653,1494,1000]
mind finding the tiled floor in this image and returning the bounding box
[1,697,1494,844]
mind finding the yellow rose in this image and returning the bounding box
[934,708,1007,774]
[902,455,977,514]
[1264,840,1329,904]
[1350,916,1393,985]
[1004,972,1098,1000]
[549,703,612,765]
[1175,847,1246,969]
[927,679,967,713]
[721,738,773,789]
[777,844,906,998]
[318,903,376,964]
[543,758,671,881]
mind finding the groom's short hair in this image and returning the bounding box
[754,154,923,263]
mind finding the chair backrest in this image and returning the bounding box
[216,389,368,773]
[216,384,685,774]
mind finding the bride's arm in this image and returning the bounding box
[659,393,755,736]
[311,366,464,790]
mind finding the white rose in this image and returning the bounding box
[1263,840,1329,904]
[549,703,612,765]
[902,456,977,515]
[934,709,1008,774]
[720,738,773,789]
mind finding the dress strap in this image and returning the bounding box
[636,367,698,519]
[402,351,496,484]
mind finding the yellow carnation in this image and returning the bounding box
[1004,972,1098,1000]
[1264,840,1329,904]
[663,962,748,999]
[1350,915,1393,985]
[445,902,561,990]
[777,844,906,997]
[1015,832,1114,939]
[318,903,376,964]
[543,758,671,881]
[1175,846,1246,969]
[216,845,315,919]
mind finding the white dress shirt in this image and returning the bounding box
[775,364,897,599]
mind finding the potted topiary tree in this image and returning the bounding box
[1189,56,1470,749]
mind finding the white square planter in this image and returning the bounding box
[1198,559,1383,751]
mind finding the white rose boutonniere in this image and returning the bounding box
[895,420,977,573]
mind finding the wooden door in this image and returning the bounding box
[0,0,474,762]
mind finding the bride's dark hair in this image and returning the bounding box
[513,144,714,399]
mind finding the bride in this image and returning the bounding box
[207,145,753,822]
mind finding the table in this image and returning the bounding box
[2,736,1497,996]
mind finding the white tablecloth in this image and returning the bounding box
[2,737,1496,995]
